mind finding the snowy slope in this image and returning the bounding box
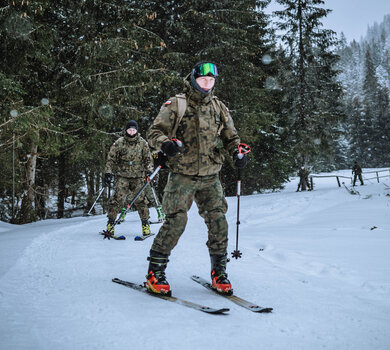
[0,170,389,350]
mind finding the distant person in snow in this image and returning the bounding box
[144,61,247,296]
[103,120,153,238]
[352,161,364,186]
[296,166,311,191]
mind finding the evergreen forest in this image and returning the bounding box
[0,0,389,223]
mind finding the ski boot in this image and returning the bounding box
[142,220,151,236]
[117,208,126,224]
[145,250,171,295]
[103,218,115,239]
[210,253,233,295]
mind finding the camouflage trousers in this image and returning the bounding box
[107,177,150,221]
[151,173,228,256]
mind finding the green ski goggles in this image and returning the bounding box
[194,62,218,77]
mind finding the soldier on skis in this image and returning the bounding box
[103,120,154,238]
[144,61,248,296]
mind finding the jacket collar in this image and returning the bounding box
[124,132,140,144]
[183,73,214,105]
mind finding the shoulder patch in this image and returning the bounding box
[165,100,172,105]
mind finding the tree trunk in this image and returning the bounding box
[85,169,95,213]
[19,143,38,223]
[35,157,48,220]
[71,190,76,205]
[35,184,48,220]
[298,0,306,130]
[57,152,66,218]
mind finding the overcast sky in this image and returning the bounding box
[266,0,390,43]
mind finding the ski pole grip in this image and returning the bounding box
[236,143,251,160]
[238,143,251,156]
[148,165,161,182]
[172,138,182,148]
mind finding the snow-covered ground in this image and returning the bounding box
[0,169,389,350]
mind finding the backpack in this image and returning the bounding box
[170,93,229,139]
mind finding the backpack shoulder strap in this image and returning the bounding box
[211,96,229,135]
[170,94,229,138]
[171,93,187,138]
[176,93,187,119]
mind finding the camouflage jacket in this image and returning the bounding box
[105,133,153,179]
[147,76,240,176]
[298,168,309,179]
[352,164,362,175]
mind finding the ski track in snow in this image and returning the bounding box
[0,170,390,350]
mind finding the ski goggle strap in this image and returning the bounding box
[194,62,218,77]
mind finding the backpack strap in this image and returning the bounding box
[171,94,229,138]
[211,97,229,136]
[171,93,187,138]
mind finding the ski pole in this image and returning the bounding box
[150,181,160,207]
[115,168,162,225]
[145,138,182,222]
[116,207,127,224]
[149,181,165,222]
[114,165,162,226]
[231,143,251,259]
[86,187,105,216]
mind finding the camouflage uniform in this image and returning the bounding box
[106,133,153,222]
[147,75,240,256]
[297,167,309,191]
[352,162,364,186]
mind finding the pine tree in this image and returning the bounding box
[0,1,60,223]
[372,87,390,166]
[337,14,390,169]
[274,0,344,170]
[0,0,167,221]
[357,49,390,166]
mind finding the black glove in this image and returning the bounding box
[104,173,113,187]
[233,151,248,169]
[161,140,180,157]
[154,151,168,169]
[151,172,158,186]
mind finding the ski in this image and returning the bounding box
[191,275,273,313]
[99,232,126,240]
[134,233,155,241]
[118,220,162,225]
[112,278,229,315]
[342,182,359,195]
